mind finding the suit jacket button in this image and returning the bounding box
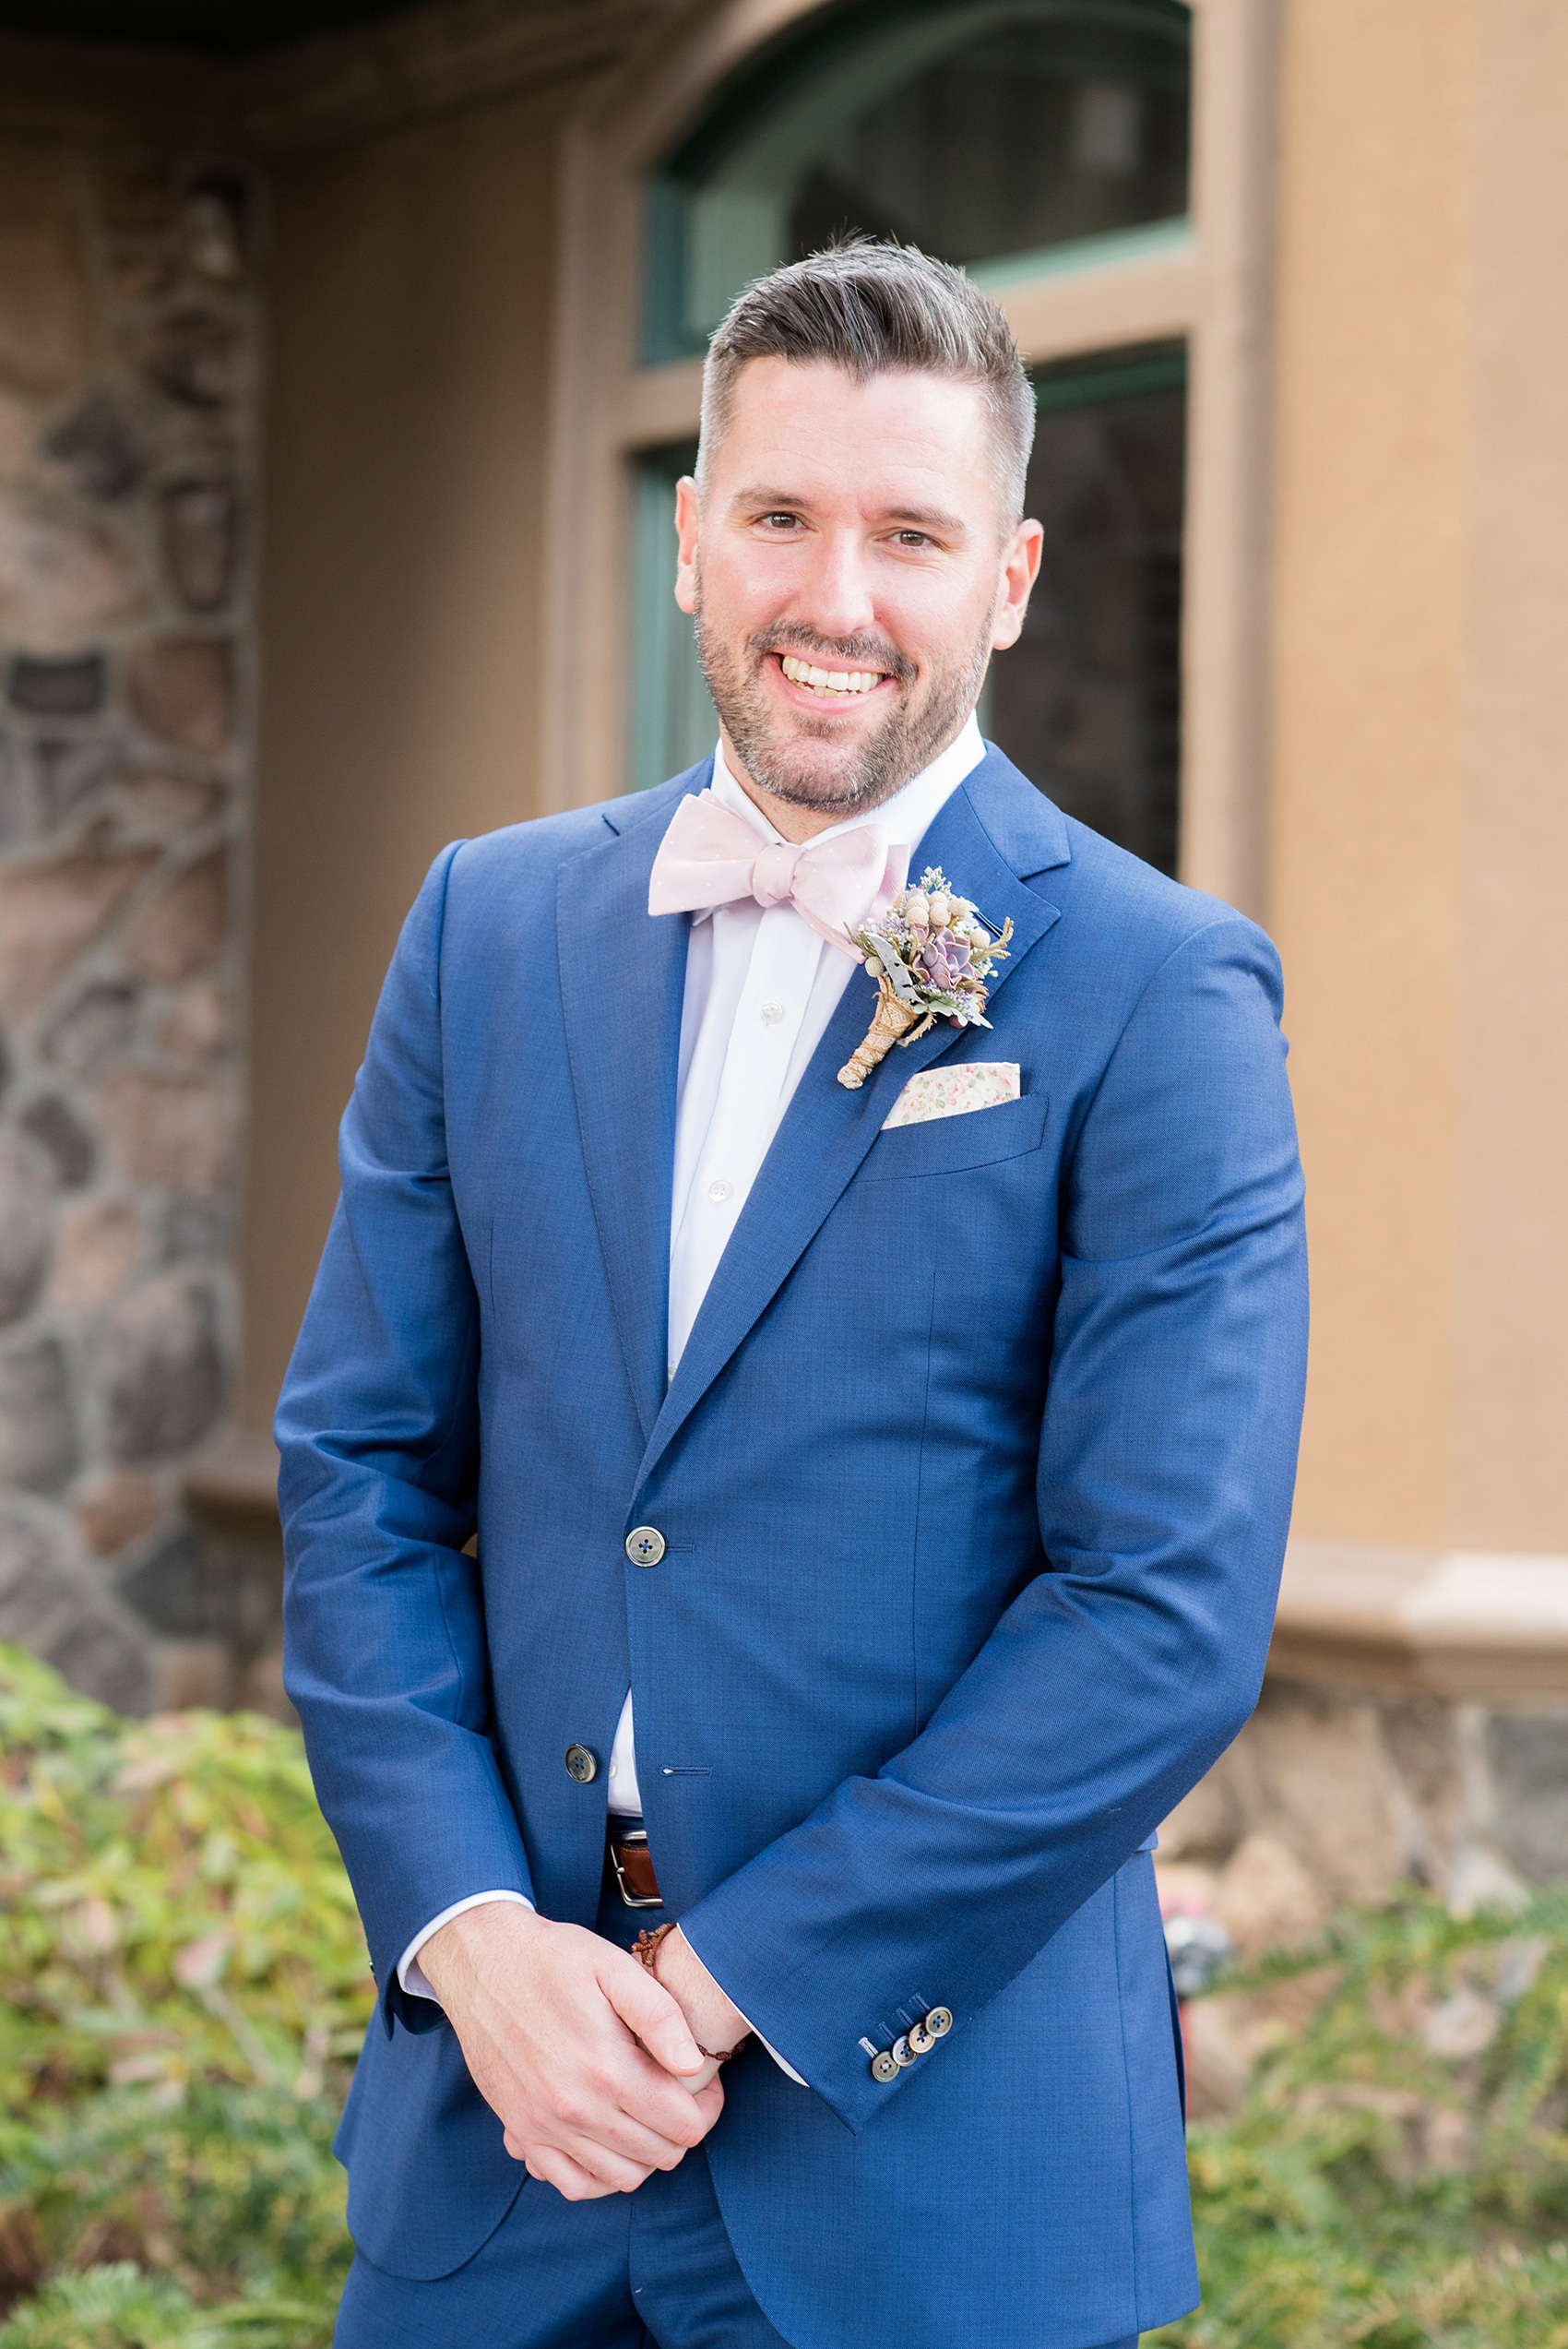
[870,2050,899,2083]
[909,2020,935,2054]
[926,2006,953,2037]
[626,1526,666,1567]
[890,2033,916,2067]
[564,1744,598,1783]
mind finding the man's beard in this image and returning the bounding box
[693,590,994,817]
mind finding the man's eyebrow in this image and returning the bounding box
[873,504,968,535]
[729,486,968,535]
[728,484,814,513]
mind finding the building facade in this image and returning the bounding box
[0,0,1565,1926]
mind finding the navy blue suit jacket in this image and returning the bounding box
[278,747,1308,2349]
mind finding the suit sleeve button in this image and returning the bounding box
[564,1744,598,1783]
[870,2050,899,2083]
[926,2006,953,2037]
[909,2020,935,2054]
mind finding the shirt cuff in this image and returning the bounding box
[397,1890,535,2002]
[751,2025,809,2087]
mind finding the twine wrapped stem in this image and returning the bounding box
[837,978,935,1089]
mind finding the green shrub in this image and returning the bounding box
[9,1636,1568,2347]
[0,1642,370,2344]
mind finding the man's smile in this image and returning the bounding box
[770,650,896,706]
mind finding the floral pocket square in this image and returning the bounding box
[882,1063,1021,1130]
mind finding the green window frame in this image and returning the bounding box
[643,0,1192,365]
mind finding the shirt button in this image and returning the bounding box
[625,1526,666,1567]
[564,1744,598,1783]
[707,1178,733,1203]
[759,1001,784,1024]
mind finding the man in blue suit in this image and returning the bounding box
[279,240,1308,2349]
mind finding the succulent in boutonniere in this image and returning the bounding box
[837,866,1013,1090]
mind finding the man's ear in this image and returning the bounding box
[674,476,700,616]
[990,518,1044,652]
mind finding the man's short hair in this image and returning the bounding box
[697,238,1036,525]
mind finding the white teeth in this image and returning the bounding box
[780,654,884,697]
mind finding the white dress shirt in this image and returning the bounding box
[399,715,986,2008]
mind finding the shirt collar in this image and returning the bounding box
[707,710,986,875]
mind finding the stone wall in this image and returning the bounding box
[0,136,263,1713]
[1157,1674,1568,2113]
[1163,1675,1568,1919]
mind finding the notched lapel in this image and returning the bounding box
[635,759,1064,1493]
[558,782,697,1444]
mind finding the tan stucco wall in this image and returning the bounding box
[241,94,560,1425]
[1271,0,1568,1552]
[1268,0,1469,1546]
[1451,0,1568,1550]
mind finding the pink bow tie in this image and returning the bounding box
[647,791,909,957]
[647,789,910,953]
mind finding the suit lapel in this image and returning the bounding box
[633,752,1068,1496]
[558,771,705,1445]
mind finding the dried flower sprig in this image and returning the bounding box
[837,867,1013,1089]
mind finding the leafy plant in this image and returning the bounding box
[10,1636,1568,2347]
[0,1642,369,2344]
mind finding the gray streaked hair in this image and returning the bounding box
[697,237,1036,524]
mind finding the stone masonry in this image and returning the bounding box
[0,137,261,1714]
[1153,1673,1568,2114]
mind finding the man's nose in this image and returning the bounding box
[793,530,878,645]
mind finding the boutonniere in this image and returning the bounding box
[837,867,1014,1090]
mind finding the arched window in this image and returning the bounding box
[627,0,1193,873]
[644,0,1192,363]
[545,0,1275,917]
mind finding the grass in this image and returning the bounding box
[1151,1894,1568,2347]
[6,1638,1568,2345]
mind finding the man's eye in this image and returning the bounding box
[760,512,801,531]
[895,530,933,548]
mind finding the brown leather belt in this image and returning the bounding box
[609,1822,663,1909]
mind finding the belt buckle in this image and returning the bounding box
[610,1824,663,1910]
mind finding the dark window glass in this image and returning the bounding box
[627,442,713,794]
[986,342,1185,874]
[645,0,1192,364]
